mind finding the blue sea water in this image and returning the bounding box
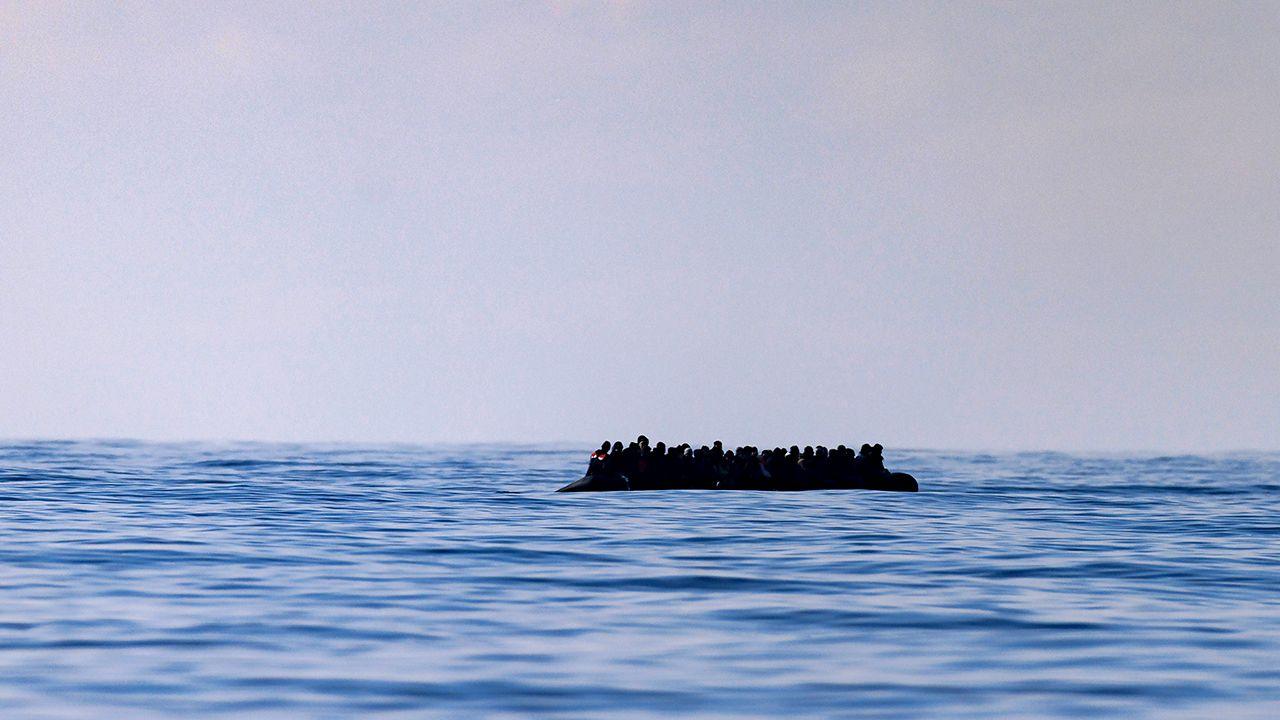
[0,441,1277,719]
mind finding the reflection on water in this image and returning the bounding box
[0,441,1277,718]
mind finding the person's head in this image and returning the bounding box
[613,442,623,453]
[724,450,734,461]
[860,443,872,454]
[637,435,649,448]
[817,446,828,458]
[655,441,666,454]
[803,446,814,457]
[789,445,800,456]
[713,440,723,450]
[600,441,611,453]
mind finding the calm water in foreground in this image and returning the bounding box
[0,441,1277,719]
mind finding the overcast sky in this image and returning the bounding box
[2,2,1277,450]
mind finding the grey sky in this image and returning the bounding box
[2,2,1277,450]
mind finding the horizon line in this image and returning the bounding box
[1,435,1276,456]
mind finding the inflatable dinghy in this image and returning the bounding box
[558,471,918,493]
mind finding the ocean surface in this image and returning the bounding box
[0,441,1277,719]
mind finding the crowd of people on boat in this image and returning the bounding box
[584,435,890,490]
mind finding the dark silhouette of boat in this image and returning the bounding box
[557,470,917,492]
[559,439,918,493]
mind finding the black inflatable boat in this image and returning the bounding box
[557,471,917,493]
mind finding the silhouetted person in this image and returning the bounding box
[856,443,886,477]
[813,446,830,483]
[602,442,623,474]
[621,442,640,476]
[716,449,735,488]
[588,441,610,475]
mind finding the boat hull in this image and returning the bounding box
[557,471,918,493]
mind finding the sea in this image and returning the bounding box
[0,441,1277,719]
